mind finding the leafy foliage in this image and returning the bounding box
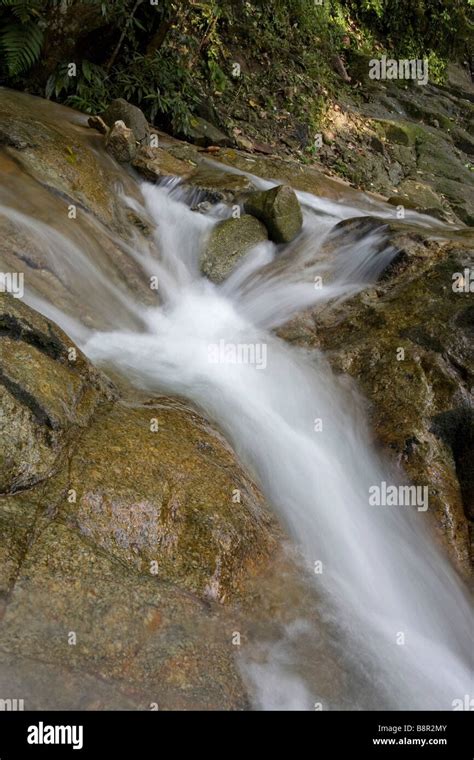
[342,0,473,60]
[0,0,472,139]
[0,0,45,75]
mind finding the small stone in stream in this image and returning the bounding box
[191,201,213,214]
[132,146,196,181]
[244,184,303,243]
[185,168,256,203]
[105,120,137,163]
[201,215,268,283]
[88,115,108,135]
[101,98,149,143]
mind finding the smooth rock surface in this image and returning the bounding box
[201,215,268,283]
[244,184,303,243]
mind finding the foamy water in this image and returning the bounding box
[2,172,472,710]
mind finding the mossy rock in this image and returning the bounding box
[381,120,426,146]
[387,180,447,220]
[244,184,303,243]
[187,117,233,148]
[201,215,268,283]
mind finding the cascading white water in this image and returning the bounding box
[3,175,472,710]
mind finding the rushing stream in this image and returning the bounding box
[1,158,472,710]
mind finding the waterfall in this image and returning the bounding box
[2,176,472,710]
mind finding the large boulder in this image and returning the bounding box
[59,400,279,603]
[0,92,158,330]
[0,521,248,709]
[201,215,268,283]
[244,184,303,243]
[0,294,114,494]
[0,88,144,233]
[101,98,149,144]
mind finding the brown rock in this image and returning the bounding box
[0,294,114,494]
[132,146,196,181]
[59,400,279,603]
[106,120,137,163]
[88,115,108,134]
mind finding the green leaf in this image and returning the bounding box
[0,21,44,75]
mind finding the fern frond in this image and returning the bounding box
[0,0,42,24]
[0,21,43,75]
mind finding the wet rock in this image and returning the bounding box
[213,150,367,202]
[387,180,448,220]
[0,521,248,709]
[244,184,303,243]
[185,167,256,203]
[192,201,213,214]
[0,125,32,150]
[186,116,233,148]
[101,98,149,144]
[201,215,268,283]
[0,294,114,494]
[58,400,279,602]
[0,89,142,232]
[106,120,137,163]
[87,115,108,135]
[279,236,474,571]
[132,146,196,181]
